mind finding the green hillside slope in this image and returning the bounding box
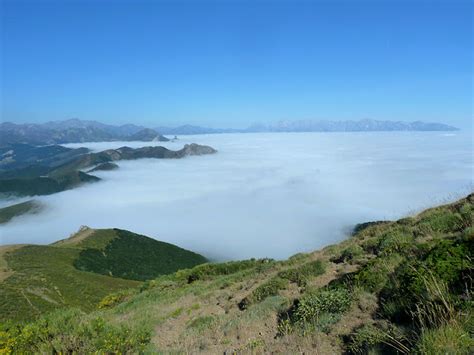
[0,200,43,224]
[1,195,472,353]
[0,228,207,323]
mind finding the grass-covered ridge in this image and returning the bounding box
[0,227,207,323]
[0,199,43,224]
[1,194,472,353]
[73,229,208,281]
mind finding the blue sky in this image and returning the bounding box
[1,0,472,128]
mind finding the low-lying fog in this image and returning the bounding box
[1,132,472,260]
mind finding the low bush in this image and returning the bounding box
[417,210,464,233]
[284,287,352,334]
[97,291,129,309]
[423,238,472,291]
[355,254,404,293]
[239,277,288,310]
[377,229,414,255]
[346,324,388,354]
[278,259,326,286]
[0,308,151,353]
[331,244,365,264]
[178,258,274,284]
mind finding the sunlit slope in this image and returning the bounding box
[5,194,471,353]
[103,194,473,353]
[0,227,207,322]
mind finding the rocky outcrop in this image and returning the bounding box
[179,143,217,156]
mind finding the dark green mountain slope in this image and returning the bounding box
[0,143,216,197]
[74,229,208,281]
[0,227,207,322]
[0,171,100,196]
[0,200,43,224]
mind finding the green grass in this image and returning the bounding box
[0,244,139,323]
[0,171,99,197]
[277,259,326,286]
[416,323,473,354]
[1,193,473,353]
[0,228,207,322]
[0,308,151,353]
[74,229,207,281]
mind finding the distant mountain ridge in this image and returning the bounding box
[157,119,458,134]
[0,119,458,146]
[251,119,459,133]
[0,119,168,146]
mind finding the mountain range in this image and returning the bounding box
[0,119,168,147]
[0,119,458,146]
[154,119,459,134]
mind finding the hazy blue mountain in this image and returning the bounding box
[1,119,458,145]
[155,124,239,135]
[0,120,167,146]
[156,119,458,135]
[257,119,459,132]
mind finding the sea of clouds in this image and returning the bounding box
[0,131,472,260]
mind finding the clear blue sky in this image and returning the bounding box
[1,0,472,128]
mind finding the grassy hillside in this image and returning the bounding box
[1,195,472,353]
[0,228,207,323]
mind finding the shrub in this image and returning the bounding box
[331,244,365,263]
[459,203,473,227]
[424,239,472,291]
[289,287,352,334]
[346,323,408,354]
[377,230,414,255]
[296,288,352,317]
[98,291,128,309]
[239,277,288,310]
[355,254,404,293]
[278,260,326,286]
[462,226,474,239]
[178,258,273,284]
[346,324,388,354]
[361,237,380,254]
[417,210,464,233]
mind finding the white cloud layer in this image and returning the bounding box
[0,132,472,260]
